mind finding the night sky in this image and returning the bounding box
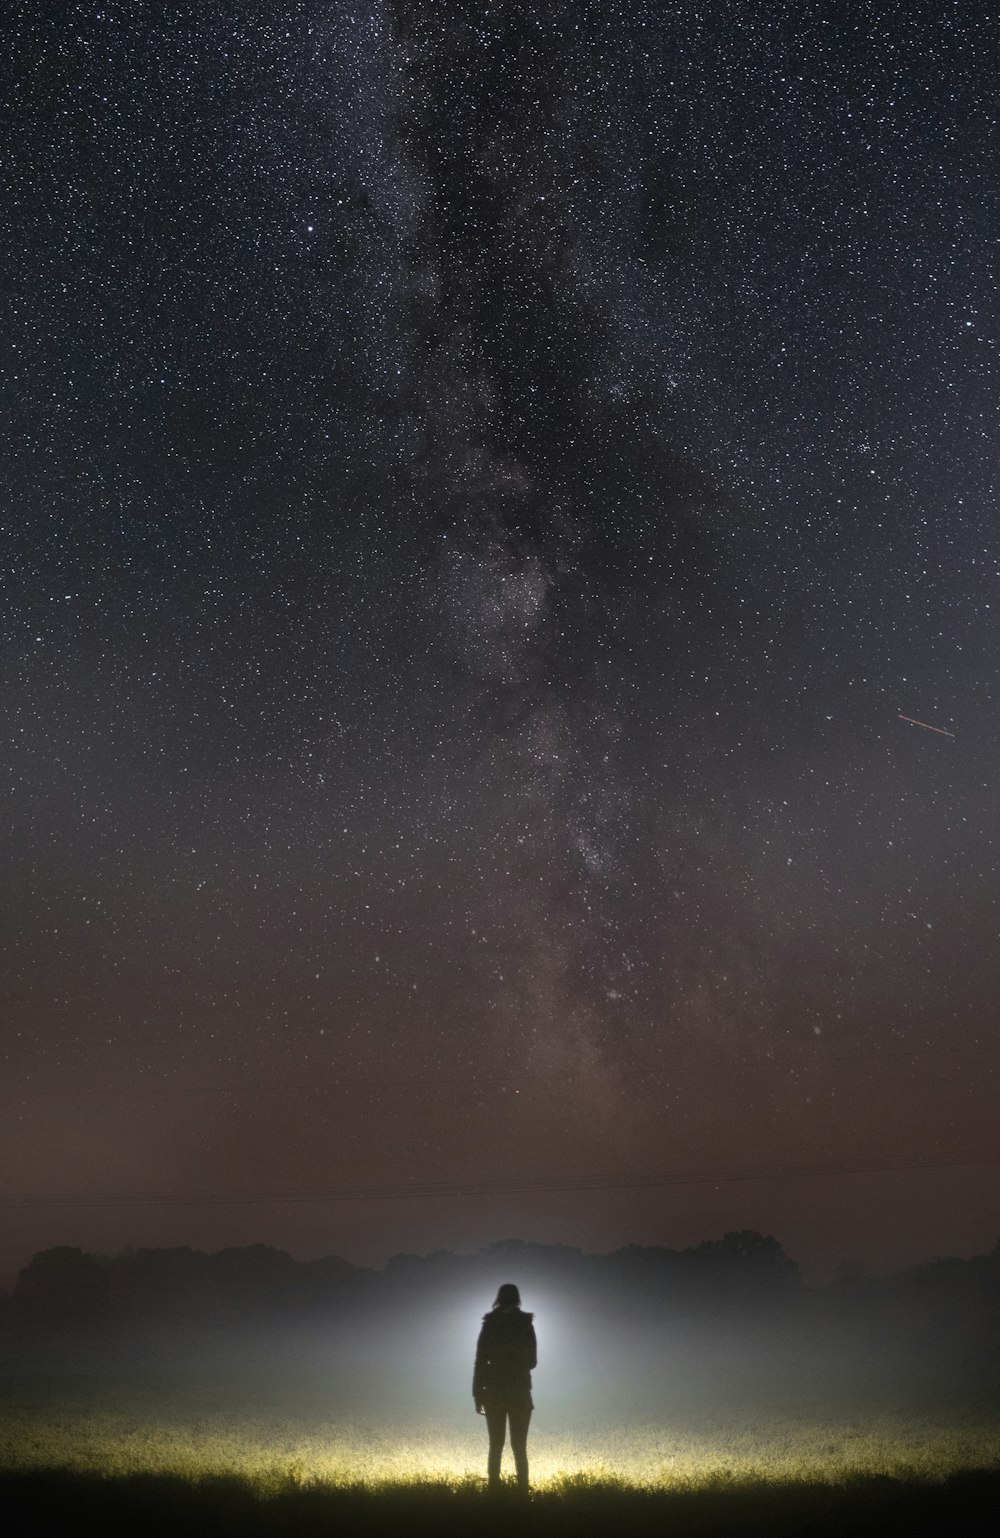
[3,0,999,1284]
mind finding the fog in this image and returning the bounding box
[1,1235,997,1424]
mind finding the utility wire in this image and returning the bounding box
[2,1151,998,1209]
[2,1042,998,1098]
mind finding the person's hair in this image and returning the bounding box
[493,1282,521,1309]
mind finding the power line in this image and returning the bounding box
[1,1043,997,1098]
[2,1151,998,1209]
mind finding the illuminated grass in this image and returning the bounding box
[1,1401,998,1495]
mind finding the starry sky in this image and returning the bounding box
[3,0,999,1284]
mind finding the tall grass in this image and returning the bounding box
[1,1399,997,1494]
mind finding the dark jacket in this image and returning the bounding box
[473,1306,537,1403]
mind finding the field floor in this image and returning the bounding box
[1,1396,998,1535]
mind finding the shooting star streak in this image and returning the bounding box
[898,714,956,738]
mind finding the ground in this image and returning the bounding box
[1,1392,998,1534]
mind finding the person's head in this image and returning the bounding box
[493,1282,521,1309]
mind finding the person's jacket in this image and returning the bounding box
[473,1306,537,1401]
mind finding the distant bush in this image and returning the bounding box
[12,1242,369,1322]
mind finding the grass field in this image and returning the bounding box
[1,1395,999,1533]
[1,1397,998,1491]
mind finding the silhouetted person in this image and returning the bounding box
[473,1282,537,1493]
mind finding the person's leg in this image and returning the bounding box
[484,1402,507,1488]
[508,1403,532,1492]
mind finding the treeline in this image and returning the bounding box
[7,1231,802,1321]
[8,1241,365,1320]
[6,1232,1000,1328]
[2,1233,998,1403]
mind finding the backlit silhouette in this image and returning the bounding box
[473,1281,537,1493]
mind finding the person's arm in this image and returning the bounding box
[528,1322,537,1372]
[473,1324,488,1411]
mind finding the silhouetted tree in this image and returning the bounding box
[14,1246,110,1318]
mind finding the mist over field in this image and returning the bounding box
[2,1233,998,1537]
[3,1233,998,1420]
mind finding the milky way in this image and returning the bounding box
[2,1,999,1279]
